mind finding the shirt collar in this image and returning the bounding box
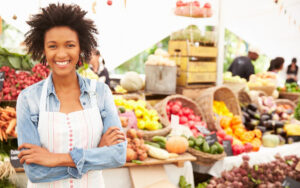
[46,72,89,97]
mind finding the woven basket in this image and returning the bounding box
[196,86,242,131]
[154,94,206,128]
[248,85,276,96]
[187,147,225,165]
[279,92,300,105]
[116,94,170,140]
[275,99,296,110]
[238,89,252,105]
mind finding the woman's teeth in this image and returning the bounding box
[55,61,70,65]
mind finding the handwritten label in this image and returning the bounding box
[205,133,217,146]
[282,177,300,188]
[222,140,233,156]
[196,126,210,135]
[10,150,23,168]
[0,72,4,91]
[170,115,179,128]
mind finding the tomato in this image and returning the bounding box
[188,114,195,121]
[188,121,195,128]
[174,100,182,108]
[204,2,211,8]
[244,143,253,153]
[176,0,184,7]
[171,104,180,114]
[180,116,188,124]
[217,129,226,139]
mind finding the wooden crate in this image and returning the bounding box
[145,65,177,95]
[177,71,216,86]
[169,56,216,72]
[176,84,215,100]
[168,40,218,57]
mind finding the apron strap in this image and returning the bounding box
[39,77,50,112]
[90,79,98,108]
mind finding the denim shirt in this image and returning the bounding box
[16,73,127,183]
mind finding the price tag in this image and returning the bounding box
[170,115,179,128]
[282,177,300,188]
[205,133,217,146]
[196,126,210,135]
[0,72,4,91]
[222,140,233,156]
[10,150,23,168]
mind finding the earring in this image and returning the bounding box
[76,56,84,69]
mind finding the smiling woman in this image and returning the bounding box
[16,3,127,188]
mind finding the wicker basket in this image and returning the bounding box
[188,147,225,165]
[279,92,300,105]
[196,86,242,131]
[154,94,206,128]
[275,99,296,110]
[115,94,170,140]
[248,85,276,96]
[238,89,252,105]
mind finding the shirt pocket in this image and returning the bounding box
[30,114,39,127]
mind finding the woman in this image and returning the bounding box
[268,57,284,73]
[16,4,126,187]
[286,58,298,83]
[89,49,110,86]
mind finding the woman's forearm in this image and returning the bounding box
[55,153,76,167]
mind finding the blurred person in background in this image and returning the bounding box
[286,58,298,83]
[89,49,110,86]
[228,48,259,81]
[268,57,285,73]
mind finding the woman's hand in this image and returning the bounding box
[18,144,61,167]
[98,126,126,147]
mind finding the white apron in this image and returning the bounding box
[28,78,105,188]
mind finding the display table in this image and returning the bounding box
[193,142,300,177]
[15,161,195,188]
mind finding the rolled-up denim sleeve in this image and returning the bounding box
[69,84,127,176]
[16,91,76,183]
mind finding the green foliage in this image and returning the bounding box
[114,36,170,74]
[294,101,300,120]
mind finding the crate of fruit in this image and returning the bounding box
[114,95,171,140]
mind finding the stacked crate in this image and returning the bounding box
[168,40,218,86]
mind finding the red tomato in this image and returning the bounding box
[217,129,226,139]
[171,104,180,114]
[174,100,182,108]
[180,116,188,124]
[204,2,211,8]
[244,143,253,153]
[188,121,195,128]
[107,0,112,5]
[194,115,201,121]
[176,0,184,7]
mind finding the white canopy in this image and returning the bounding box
[1,0,300,70]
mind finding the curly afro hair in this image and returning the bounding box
[25,3,98,62]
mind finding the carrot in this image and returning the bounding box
[0,129,3,141]
[6,119,16,135]
[0,120,6,127]
[1,112,11,121]
[2,129,7,141]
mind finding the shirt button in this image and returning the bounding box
[70,139,73,142]
[70,134,73,137]
[69,143,72,147]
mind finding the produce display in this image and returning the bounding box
[77,63,98,80]
[213,101,233,117]
[171,25,216,46]
[188,135,224,155]
[278,82,300,93]
[120,72,144,92]
[0,107,17,140]
[206,154,300,188]
[145,49,176,66]
[248,72,277,87]
[174,1,213,18]
[126,129,148,162]
[0,64,50,100]
[219,116,262,155]
[223,72,247,83]
[0,150,16,188]
[114,96,162,131]
[166,99,207,137]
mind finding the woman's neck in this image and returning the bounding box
[52,72,79,93]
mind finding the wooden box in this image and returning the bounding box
[145,65,177,95]
[177,71,216,86]
[169,56,216,72]
[168,40,218,57]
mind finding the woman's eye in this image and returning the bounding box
[48,45,56,49]
[67,44,75,48]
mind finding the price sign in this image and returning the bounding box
[170,115,179,128]
[282,177,300,188]
[222,140,233,156]
[0,72,4,91]
[196,126,210,135]
[10,150,23,168]
[205,133,217,146]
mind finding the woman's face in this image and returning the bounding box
[44,26,80,77]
